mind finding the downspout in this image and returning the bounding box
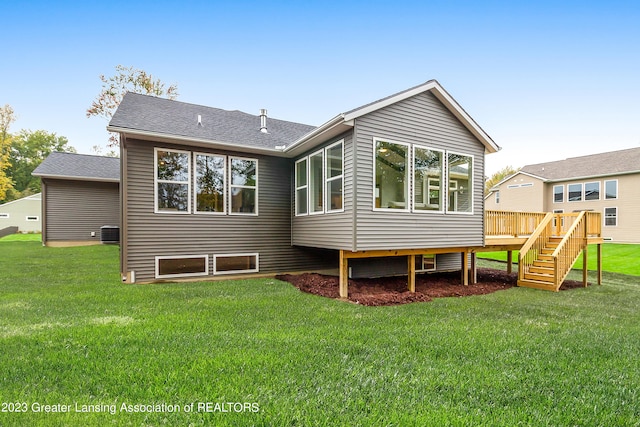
[41,180,47,246]
[120,134,129,282]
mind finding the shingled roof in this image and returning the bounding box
[520,147,640,181]
[108,93,316,152]
[32,152,120,182]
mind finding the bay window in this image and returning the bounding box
[375,140,409,210]
[309,150,324,214]
[295,158,308,215]
[413,146,443,211]
[325,141,343,212]
[447,153,472,213]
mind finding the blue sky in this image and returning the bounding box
[2,0,639,175]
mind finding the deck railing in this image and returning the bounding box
[485,210,547,237]
[517,213,554,283]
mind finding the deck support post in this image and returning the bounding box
[339,250,348,299]
[470,252,477,284]
[461,251,469,286]
[408,254,416,293]
[507,250,513,274]
[583,245,588,287]
[597,243,602,285]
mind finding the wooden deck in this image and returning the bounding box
[338,210,604,297]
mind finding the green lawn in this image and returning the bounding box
[479,243,640,276]
[0,233,42,242]
[1,242,640,426]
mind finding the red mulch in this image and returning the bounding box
[275,268,585,306]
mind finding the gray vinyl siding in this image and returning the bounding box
[353,91,486,251]
[349,253,464,278]
[123,139,332,282]
[43,179,119,242]
[291,131,354,249]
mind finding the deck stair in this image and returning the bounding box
[517,213,591,292]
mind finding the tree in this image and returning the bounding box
[485,165,520,195]
[0,104,16,201]
[87,65,178,147]
[6,130,75,199]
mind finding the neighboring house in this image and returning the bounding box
[107,80,500,287]
[0,193,42,233]
[32,152,120,246]
[485,147,640,243]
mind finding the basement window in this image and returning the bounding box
[214,253,259,275]
[155,255,209,279]
[26,216,39,221]
[0,213,9,218]
[415,254,436,272]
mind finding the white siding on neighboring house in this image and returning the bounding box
[0,193,42,233]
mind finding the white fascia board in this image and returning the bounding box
[108,126,286,157]
[32,173,119,183]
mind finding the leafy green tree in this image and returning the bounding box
[6,130,75,199]
[87,65,178,147]
[485,165,520,195]
[0,104,16,201]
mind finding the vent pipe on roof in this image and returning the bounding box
[260,109,268,133]
[197,115,202,126]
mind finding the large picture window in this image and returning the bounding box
[325,141,343,212]
[413,147,443,211]
[156,148,190,213]
[295,158,308,215]
[447,153,472,213]
[230,157,257,214]
[375,140,409,210]
[195,153,225,213]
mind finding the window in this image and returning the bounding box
[447,153,473,213]
[585,182,600,201]
[26,216,39,221]
[553,185,564,203]
[552,209,564,228]
[415,254,436,272]
[155,255,208,279]
[194,153,225,213]
[568,183,583,202]
[230,157,257,214]
[604,207,617,227]
[155,148,190,213]
[214,253,259,274]
[495,191,500,204]
[375,140,409,210]
[325,141,343,212]
[309,150,324,214]
[605,180,618,199]
[0,213,9,218]
[413,147,444,211]
[295,158,308,216]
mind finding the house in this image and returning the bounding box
[485,147,640,243]
[0,193,42,233]
[108,80,502,293]
[32,152,120,246]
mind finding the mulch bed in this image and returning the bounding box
[275,268,585,306]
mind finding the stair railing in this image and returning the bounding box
[551,211,587,290]
[518,213,554,283]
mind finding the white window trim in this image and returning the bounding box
[553,185,564,203]
[0,213,9,218]
[229,156,259,216]
[373,138,411,212]
[193,152,227,215]
[294,157,309,217]
[584,181,601,201]
[155,254,209,279]
[416,254,437,272]
[154,147,191,214]
[325,140,345,214]
[446,150,474,215]
[495,190,500,204]
[604,206,618,227]
[213,253,259,275]
[412,145,445,214]
[308,148,325,215]
[567,183,583,202]
[605,179,618,200]
[26,216,39,221]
